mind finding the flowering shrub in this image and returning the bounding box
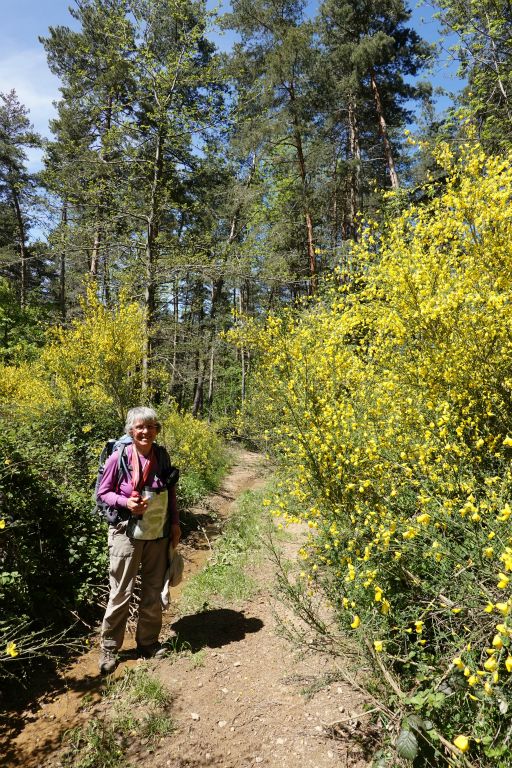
[239,144,512,764]
[0,287,145,422]
[0,290,227,681]
[161,410,229,507]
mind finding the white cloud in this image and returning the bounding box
[0,47,61,140]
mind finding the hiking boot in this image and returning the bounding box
[98,647,118,675]
[137,642,166,659]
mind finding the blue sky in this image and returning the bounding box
[0,0,462,168]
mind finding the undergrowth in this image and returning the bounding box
[179,488,268,612]
[61,664,173,768]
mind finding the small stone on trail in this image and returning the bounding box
[328,750,334,759]
[234,661,241,667]
[276,738,286,745]
[221,687,229,693]
[218,720,227,728]
[191,713,200,721]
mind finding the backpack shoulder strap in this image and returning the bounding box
[154,443,179,486]
[113,436,132,489]
[154,443,170,475]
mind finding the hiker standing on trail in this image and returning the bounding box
[97,406,180,675]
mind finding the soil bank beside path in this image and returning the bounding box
[4,447,373,768]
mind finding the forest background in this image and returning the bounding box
[3,0,512,764]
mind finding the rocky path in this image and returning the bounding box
[3,448,372,768]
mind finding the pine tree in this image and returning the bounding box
[41,0,137,304]
[0,90,41,308]
[41,0,223,397]
[319,0,429,194]
[223,0,321,290]
[435,0,512,150]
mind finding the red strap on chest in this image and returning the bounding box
[129,445,157,495]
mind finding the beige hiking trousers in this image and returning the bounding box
[101,526,168,651]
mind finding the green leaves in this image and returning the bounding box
[395,725,419,761]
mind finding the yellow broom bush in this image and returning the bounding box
[239,143,512,764]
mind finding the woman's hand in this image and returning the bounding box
[170,523,181,548]
[126,496,148,515]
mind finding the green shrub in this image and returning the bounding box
[160,410,229,507]
[239,144,512,764]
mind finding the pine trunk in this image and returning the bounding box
[59,203,67,322]
[90,96,112,279]
[370,68,399,190]
[348,99,361,239]
[90,230,101,277]
[289,83,316,291]
[12,189,28,309]
[142,128,164,395]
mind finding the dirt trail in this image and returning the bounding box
[3,448,372,768]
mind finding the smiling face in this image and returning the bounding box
[131,420,158,456]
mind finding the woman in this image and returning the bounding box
[97,406,180,675]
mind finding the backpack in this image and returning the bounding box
[94,435,179,525]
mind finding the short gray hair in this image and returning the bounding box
[125,406,161,435]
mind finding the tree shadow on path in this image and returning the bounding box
[168,609,263,652]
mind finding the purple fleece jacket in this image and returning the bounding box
[97,445,179,525]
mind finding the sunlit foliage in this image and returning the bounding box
[238,143,512,761]
[0,287,145,420]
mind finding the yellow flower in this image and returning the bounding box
[452,657,464,670]
[484,603,495,613]
[0,520,5,530]
[5,641,18,658]
[374,640,383,652]
[467,674,479,686]
[503,436,512,446]
[350,615,360,629]
[453,735,469,753]
[505,657,512,673]
[484,656,498,672]
[414,620,423,634]
[492,634,504,649]
[497,504,512,522]
[417,513,431,525]
[497,602,510,616]
[497,573,510,589]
